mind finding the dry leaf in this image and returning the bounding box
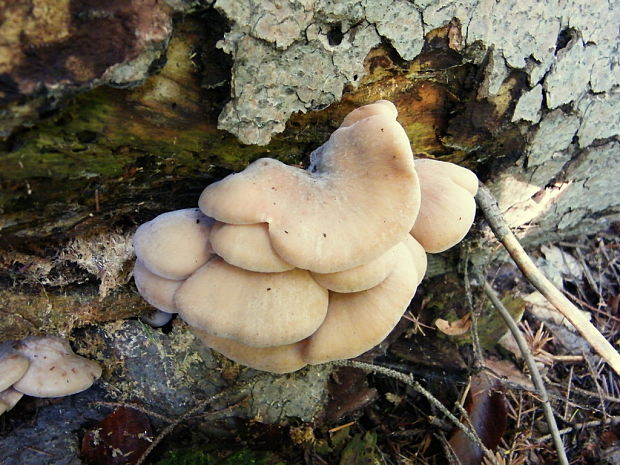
[449,373,507,465]
[523,291,590,329]
[435,314,472,336]
[81,407,153,465]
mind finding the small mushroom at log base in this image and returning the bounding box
[12,336,102,398]
[0,388,23,415]
[0,342,30,392]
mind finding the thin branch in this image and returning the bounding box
[133,379,258,465]
[332,359,501,465]
[475,184,620,375]
[90,401,173,423]
[462,250,485,371]
[482,281,569,465]
[536,416,620,442]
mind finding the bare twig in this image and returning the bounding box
[90,401,173,423]
[462,250,485,371]
[536,416,620,442]
[482,281,569,465]
[475,184,620,375]
[332,359,501,465]
[133,382,255,465]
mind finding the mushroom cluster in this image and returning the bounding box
[133,101,478,373]
[0,336,102,415]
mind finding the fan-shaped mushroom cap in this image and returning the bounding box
[0,342,30,392]
[133,259,183,313]
[209,222,294,272]
[0,388,23,415]
[339,100,398,127]
[133,208,214,280]
[175,258,329,348]
[311,242,402,293]
[410,159,479,253]
[199,108,420,273]
[303,248,420,365]
[192,329,306,374]
[403,235,428,285]
[12,336,102,398]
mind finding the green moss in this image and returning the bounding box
[156,449,286,465]
[339,432,381,465]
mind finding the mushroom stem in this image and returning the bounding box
[476,184,620,375]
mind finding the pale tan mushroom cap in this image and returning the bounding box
[192,328,307,374]
[133,208,214,280]
[403,235,428,285]
[12,336,102,398]
[194,238,427,373]
[311,242,402,293]
[175,258,329,348]
[0,387,24,415]
[0,342,30,392]
[199,110,420,273]
[209,222,294,272]
[133,259,183,313]
[303,247,419,365]
[339,100,398,127]
[410,159,479,253]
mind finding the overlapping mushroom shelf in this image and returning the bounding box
[133,101,479,374]
[0,337,102,415]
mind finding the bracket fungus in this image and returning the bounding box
[12,336,102,398]
[133,100,479,373]
[0,342,30,392]
[0,337,102,415]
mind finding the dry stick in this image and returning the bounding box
[90,401,173,423]
[332,359,501,465]
[134,387,250,465]
[475,184,620,375]
[482,281,569,465]
[536,416,620,443]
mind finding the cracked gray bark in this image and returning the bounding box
[214,0,619,243]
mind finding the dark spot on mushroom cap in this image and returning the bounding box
[284,230,289,234]
[196,219,200,224]
[267,288,271,291]
[323,233,327,238]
